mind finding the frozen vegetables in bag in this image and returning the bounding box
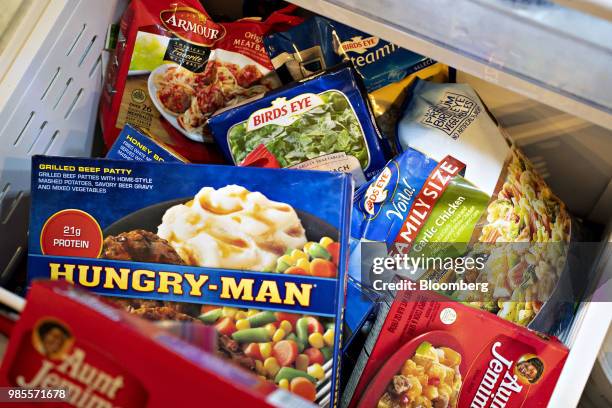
[264,16,435,92]
[351,80,576,334]
[208,64,390,186]
[264,15,447,150]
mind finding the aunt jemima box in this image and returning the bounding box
[27,156,353,406]
[341,287,568,408]
[0,280,313,407]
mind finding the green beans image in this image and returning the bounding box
[231,327,271,343]
[247,311,277,327]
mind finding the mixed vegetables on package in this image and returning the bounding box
[208,65,389,185]
[100,0,300,161]
[341,288,568,408]
[352,79,576,335]
[27,156,352,405]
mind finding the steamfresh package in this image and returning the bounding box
[106,124,187,162]
[27,156,352,406]
[263,16,434,92]
[263,15,446,150]
[351,79,579,335]
[208,65,389,185]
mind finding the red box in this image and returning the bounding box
[0,281,314,407]
[342,289,568,408]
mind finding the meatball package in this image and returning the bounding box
[341,288,568,408]
[100,0,300,162]
[208,65,390,186]
[27,156,353,406]
[351,79,585,336]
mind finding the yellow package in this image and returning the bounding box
[369,63,449,152]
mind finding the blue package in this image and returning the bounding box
[106,124,186,163]
[343,278,378,351]
[264,16,435,92]
[28,156,352,406]
[208,65,389,185]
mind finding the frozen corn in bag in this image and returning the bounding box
[352,79,581,335]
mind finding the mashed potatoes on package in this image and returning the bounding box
[158,185,306,270]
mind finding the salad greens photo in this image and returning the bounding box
[227,91,370,168]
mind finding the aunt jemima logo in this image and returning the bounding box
[468,342,548,408]
[15,319,128,407]
[160,5,224,46]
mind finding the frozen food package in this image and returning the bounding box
[350,77,586,334]
[368,63,449,152]
[0,280,310,408]
[100,0,300,162]
[263,16,447,150]
[106,124,187,162]
[27,156,352,406]
[341,288,569,408]
[264,16,435,92]
[208,64,390,186]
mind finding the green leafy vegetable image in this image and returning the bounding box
[228,91,369,168]
[130,33,166,72]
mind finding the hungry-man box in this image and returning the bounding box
[106,124,187,163]
[27,156,353,406]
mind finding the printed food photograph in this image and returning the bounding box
[444,146,573,327]
[87,182,342,401]
[0,0,610,407]
[376,342,462,408]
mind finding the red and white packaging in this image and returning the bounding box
[0,281,315,407]
[100,0,301,161]
[342,288,568,408]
